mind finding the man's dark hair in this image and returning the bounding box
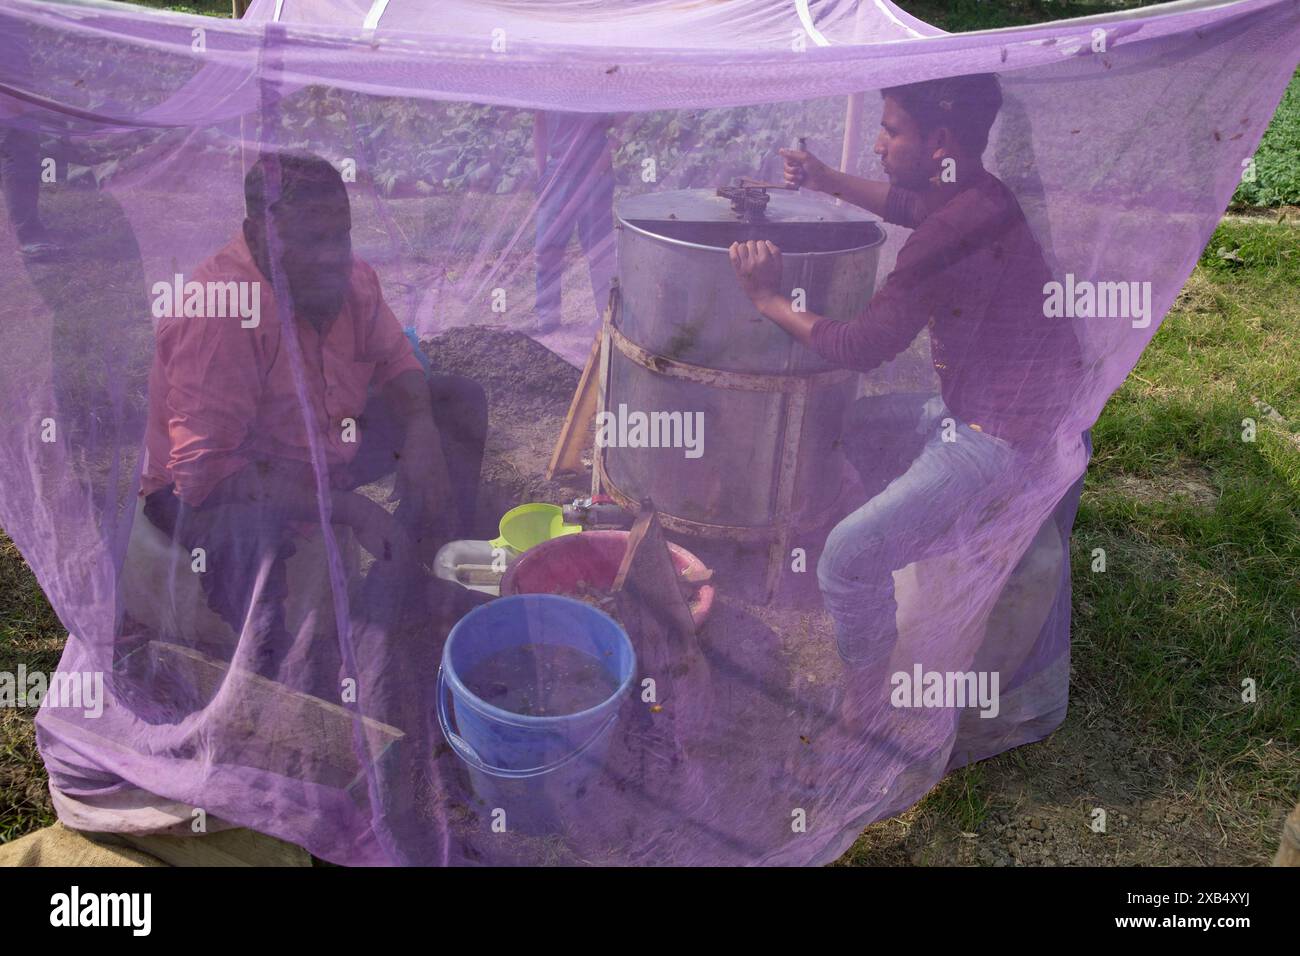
[244,152,347,220]
[881,73,1003,156]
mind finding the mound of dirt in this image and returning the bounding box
[421,327,591,537]
[422,326,580,420]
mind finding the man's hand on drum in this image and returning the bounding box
[728,239,784,312]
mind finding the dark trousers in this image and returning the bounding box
[0,126,45,244]
[534,165,616,329]
[140,372,488,683]
[340,371,488,544]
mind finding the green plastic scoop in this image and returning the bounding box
[490,503,582,554]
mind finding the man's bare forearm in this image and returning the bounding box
[819,168,891,219]
[753,293,825,348]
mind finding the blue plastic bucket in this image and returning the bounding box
[437,594,635,834]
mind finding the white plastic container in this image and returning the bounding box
[433,538,516,596]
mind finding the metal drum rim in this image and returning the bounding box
[615,216,888,257]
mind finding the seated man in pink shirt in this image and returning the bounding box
[729,75,1085,671]
[139,152,486,680]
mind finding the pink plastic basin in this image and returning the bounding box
[499,530,715,628]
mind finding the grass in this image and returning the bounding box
[1072,218,1300,781]
[0,537,64,842]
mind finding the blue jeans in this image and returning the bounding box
[818,392,1018,665]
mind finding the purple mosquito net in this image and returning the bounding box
[2,0,1296,865]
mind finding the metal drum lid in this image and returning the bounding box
[616,188,885,254]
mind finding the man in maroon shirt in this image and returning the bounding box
[730,74,1083,667]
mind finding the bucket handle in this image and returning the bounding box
[436,665,621,780]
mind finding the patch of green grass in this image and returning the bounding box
[0,533,65,843]
[836,764,990,865]
[1200,217,1300,285]
[1070,217,1300,798]
[925,765,992,834]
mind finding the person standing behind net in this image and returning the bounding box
[531,111,618,335]
[0,22,59,260]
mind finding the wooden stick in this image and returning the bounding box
[612,502,697,643]
[546,328,603,479]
